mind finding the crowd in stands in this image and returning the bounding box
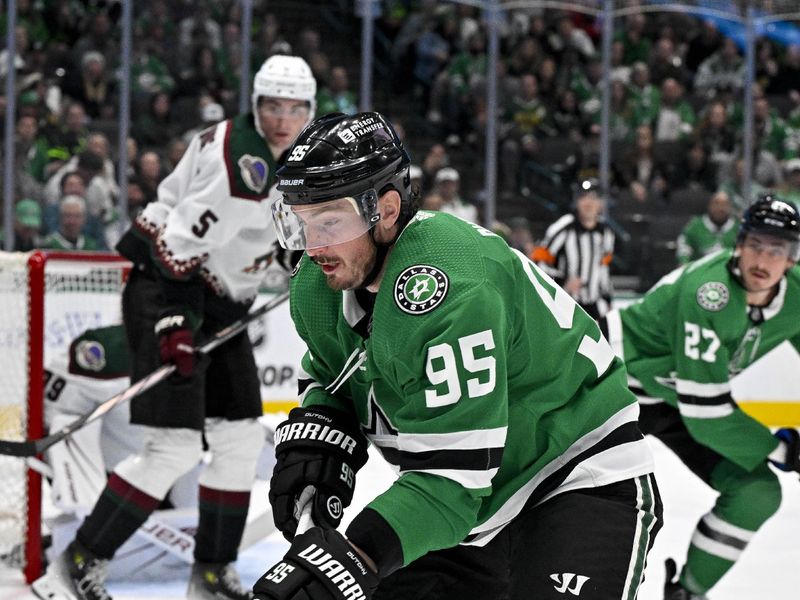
[379,1,800,287]
[0,0,363,254]
[2,1,800,291]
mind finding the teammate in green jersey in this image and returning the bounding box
[252,112,662,600]
[601,194,800,599]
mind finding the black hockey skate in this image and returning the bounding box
[187,561,253,600]
[31,539,112,600]
[664,558,707,600]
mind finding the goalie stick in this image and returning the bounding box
[0,291,289,458]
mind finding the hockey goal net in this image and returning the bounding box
[0,250,129,583]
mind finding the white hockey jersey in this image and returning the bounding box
[134,114,283,303]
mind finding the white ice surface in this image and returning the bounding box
[2,439,799,599]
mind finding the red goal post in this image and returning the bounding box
[0,250,130,583]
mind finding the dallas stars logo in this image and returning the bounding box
[696,281,729,311]
[394,265,449,315]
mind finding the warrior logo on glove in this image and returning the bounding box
[270,406,369,539]
[254,527,379,600]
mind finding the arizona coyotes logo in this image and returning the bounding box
[74,340,106,372]
[238,154,269,193]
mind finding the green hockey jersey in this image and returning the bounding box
[607,250,800,472]
[289,211,654,567]
[676,215,738,265]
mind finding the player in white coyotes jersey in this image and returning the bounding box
[33,55,317,600]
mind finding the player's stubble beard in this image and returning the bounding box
[312,238,378,291]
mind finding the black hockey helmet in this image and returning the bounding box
[738,193,800,243]
[277,112,411,205]
[273,112,415,251]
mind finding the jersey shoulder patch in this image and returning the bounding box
[696,281,730,311]
[68,325,131,379]
[393,264,449,315]
[223,114,276,201]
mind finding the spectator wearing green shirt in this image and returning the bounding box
[0,199,42,251]
[650,78,695,142]
[755,96,796,161]
[571,56,603,122]
[615,13,651,64]
[718,157,766,216]
[628,62,660,128]
[676,190,738,264]
[316,66,358,116]
[42,101,90,171]
[694,37,746,100]
[41,195,101,251]
[16,114,49,183]
[779,158,800,209]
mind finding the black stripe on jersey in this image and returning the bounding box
[530,421,643,503]
[678,392,735,407]
[379,445,504,472]
[463,420,643,544]
[697,519,748,550]
[297,378,315,396]
[628,384,648,397]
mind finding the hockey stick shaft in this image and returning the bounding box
[0,291,289,457]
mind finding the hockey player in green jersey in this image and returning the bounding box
[252,112,662,600]
[601,194,800,599]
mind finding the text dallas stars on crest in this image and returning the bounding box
[393,265,449,315]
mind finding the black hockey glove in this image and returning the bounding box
[253,527,379,600]
[771,428,800,473]
[270,406,369,539]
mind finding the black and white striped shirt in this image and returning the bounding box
[533,213,615,318]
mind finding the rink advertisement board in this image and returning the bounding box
[251,293,800,426]
[249,292,307,414]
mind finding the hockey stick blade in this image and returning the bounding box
[0,291,289,457]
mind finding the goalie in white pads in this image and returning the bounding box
[32,54,316,600]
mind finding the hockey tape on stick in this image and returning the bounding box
[296,484,317,535]
[0,291,289,457]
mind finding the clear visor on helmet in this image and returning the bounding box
[272,190,381,250]
[741,232,799,260]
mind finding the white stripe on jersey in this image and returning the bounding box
[422,467,500,490]
[678,402,734,419]
[675,378,731,397]
[621,475,657,600]
[606,309,624,359]
[465,403,650,542]
[382,427,509,453]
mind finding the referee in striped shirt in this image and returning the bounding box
[532,178,615,320]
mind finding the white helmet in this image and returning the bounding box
[252,55,317,136]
